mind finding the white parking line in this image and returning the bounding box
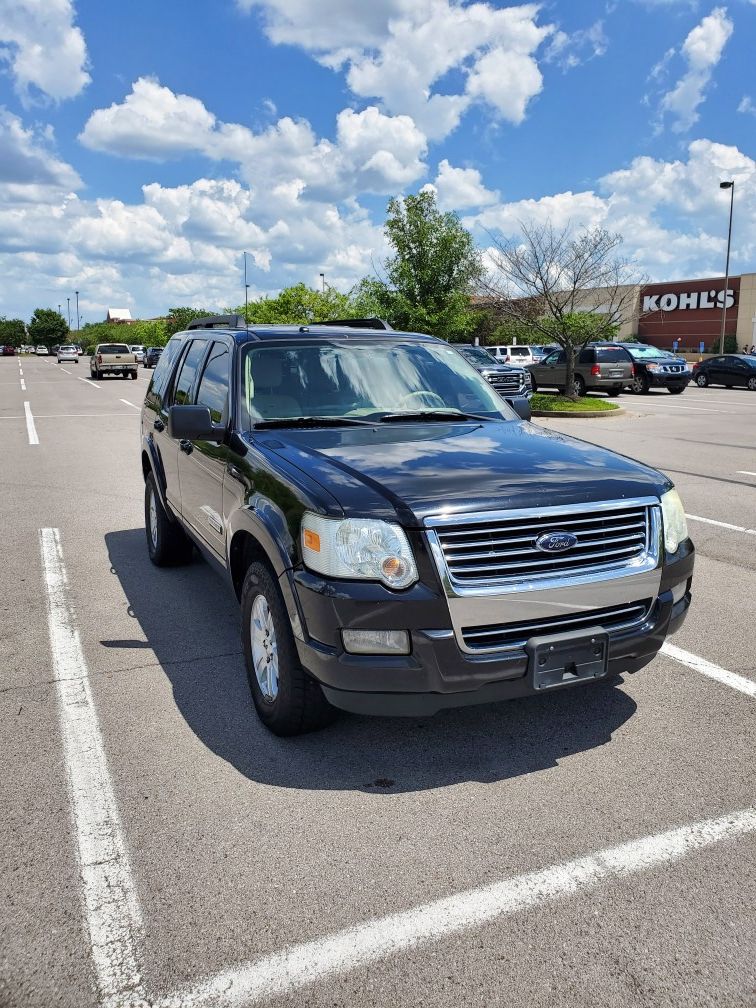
[736,471,756,477]
[79,376,100,389]
[640,403,735,414]
[685,513,756,536]
[119,398,139,409]
[39,528,147,1008]
[23,401,38,445]
[20,379,26,391]
[60,367,72,374]
[661,643,756,699]
[163,808,756,1008]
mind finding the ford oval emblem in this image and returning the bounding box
[535,532,578,553]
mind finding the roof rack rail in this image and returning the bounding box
[187,313,245,330]
[317,317,393,331]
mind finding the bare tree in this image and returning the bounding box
[480,222,645,399]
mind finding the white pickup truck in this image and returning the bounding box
[90,342,138,380]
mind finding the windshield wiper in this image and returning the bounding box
[253,415,375,429]
[377,410,494,423]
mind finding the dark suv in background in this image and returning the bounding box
[453,343,532,416]
[140,315,693,736]
[615,343,691,395]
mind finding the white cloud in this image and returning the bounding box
[544,20,608,70]
[0,0,90,102]
[424,159,498,211]
[738,95,756,116]
[0,107,81,196]
[657,7,733,132]
[242,1,553,140]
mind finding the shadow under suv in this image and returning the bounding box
[140,315,693,735]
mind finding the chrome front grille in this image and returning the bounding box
[661,363,685,374]
[487,372,525,395]
[462,599,652,652]
[429,502,653,585]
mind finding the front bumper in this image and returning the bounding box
[648,371,692,389]
[290,542,694,716]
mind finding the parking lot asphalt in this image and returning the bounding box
[1,355,754,1008]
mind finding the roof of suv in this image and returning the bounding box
[178,315,439,346]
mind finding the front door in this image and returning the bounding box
[177,339,232,562]
[536,350,566,389]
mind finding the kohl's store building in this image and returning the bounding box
[617,273,756,352]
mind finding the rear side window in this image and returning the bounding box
[173,340,208,406]
[509,347,529,357]
[195,342,231,423]
[149,338,183,403]
[578,349,594,364]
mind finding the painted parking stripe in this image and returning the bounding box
[24,401,38,445]
[161,808,756,1008]
[78,375,100,389]
[120,398,139,409]
[685,513,756,536]
[39,528,147,1008]
[736,471,756,477]
[661,643,756,699]
[20,379,26,391]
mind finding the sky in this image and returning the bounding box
[0,0,754,325]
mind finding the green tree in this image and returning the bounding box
[28,308,69,348]
[164,307,215,338]
[369,190,483,341]
[482,222,642,399]
[232,283,360,325]
[0,317,27,348]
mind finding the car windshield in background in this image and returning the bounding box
[243,340,514,425]
[626,345,672,360]
[98,344,130,354]
[595,348,630,362]
[456,345,498,367]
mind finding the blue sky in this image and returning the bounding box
[0,0,754,323]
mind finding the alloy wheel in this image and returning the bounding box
[251,595,279,701]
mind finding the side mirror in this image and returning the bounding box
[168,405,220,441]
[506,397,531,422]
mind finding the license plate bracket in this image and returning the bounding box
[526,628,608,691]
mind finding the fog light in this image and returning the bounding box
[342,629,410,655]
[671,581,687,604]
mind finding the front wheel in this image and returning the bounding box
[631,374,650,394]
[695,373,709,387]
[241,562,336,736]
[144,473,193,566]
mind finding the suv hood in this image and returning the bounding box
[253,421,668,525]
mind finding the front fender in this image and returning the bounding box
[142,433,172,519]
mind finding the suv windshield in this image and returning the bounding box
[456,345,498,367]
[625,345,670,360]
[242,340,514,424]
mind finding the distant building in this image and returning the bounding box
[106,308,133,324]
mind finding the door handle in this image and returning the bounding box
[153,418,165,432]
[179,440,193,454]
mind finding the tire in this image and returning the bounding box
[607,387,621,398]
[668,386,685,395]
[631,374,650,394]
[144,472,193,567]
[529,377,538,393]
[748,377,756,392]
[573,375,586,398]
[93,368,101,380]
[241,562,336,736]
[130,371,137,380]
[695,373,708,388]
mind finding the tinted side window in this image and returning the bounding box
[173,340,208,406]
[196,342,231,423]
[596,348,630,363]
[578,349,593,364]
[149,338,183,403]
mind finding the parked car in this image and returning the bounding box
[144,346,163,369]
[130,344,146,364]
[453,344,532,416]
[90,343,138,380]
[35,345,48,356]
[140,314,693,736]
[2,345,16,356]
[614,343,691,395]
[693,354,756,391]
[57,345,79,364]
[488,345,543,366]
[528,345,634,397]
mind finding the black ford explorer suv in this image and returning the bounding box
[140,315,694,735]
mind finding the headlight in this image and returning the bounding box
[301,513,418,589]
[661,489,688,554]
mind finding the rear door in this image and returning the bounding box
[177,339,232,561]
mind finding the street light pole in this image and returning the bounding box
[75,290,80,332]
[718,180,735,355]
[67,297,71,328]
[243,252,249,322]
[319,272,325,293]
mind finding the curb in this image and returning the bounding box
[532,407,625,418]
